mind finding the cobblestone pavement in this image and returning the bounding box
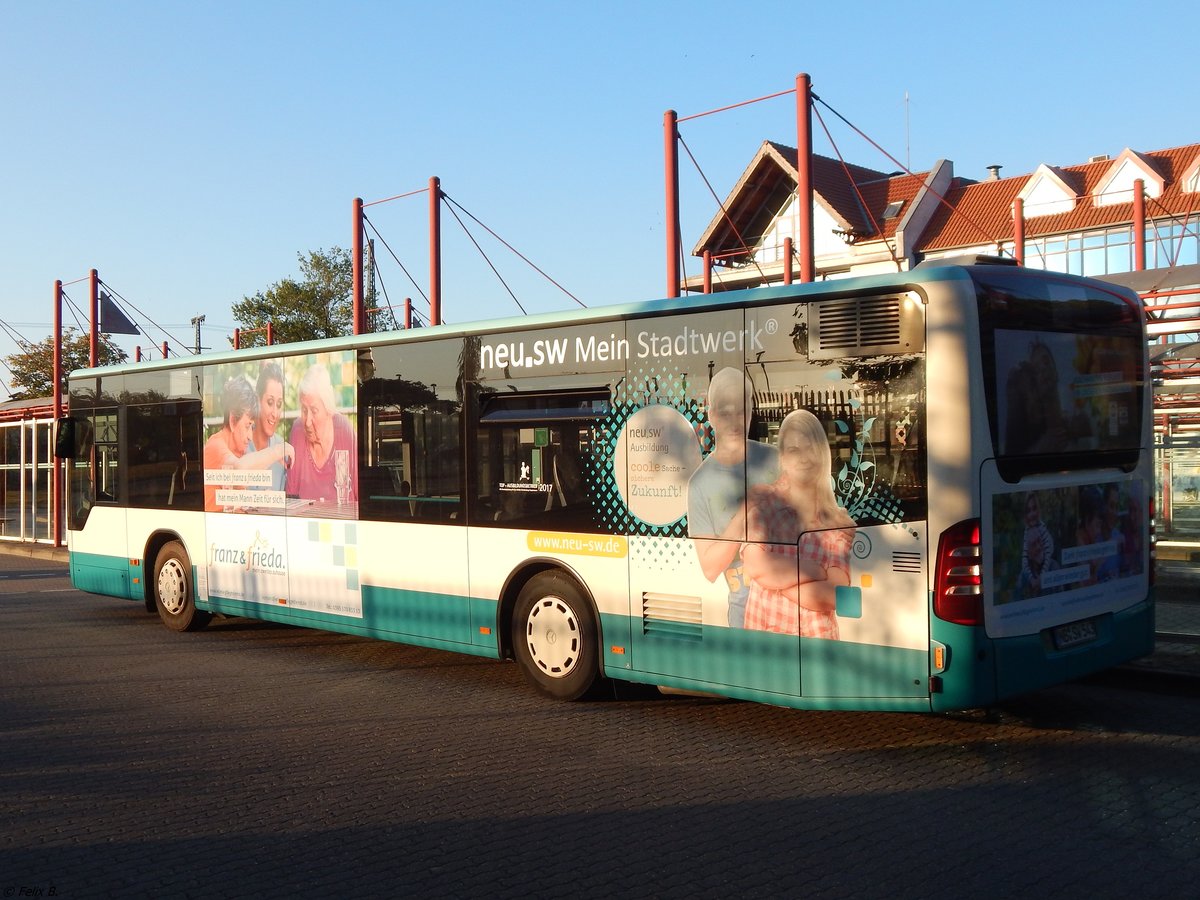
[2,554,1199,898]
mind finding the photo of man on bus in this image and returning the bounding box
[686,367,779,628]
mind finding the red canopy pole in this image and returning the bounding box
[664,110,680,298]
[795,74,815,283]
[52,280,64,547]
[1133,179,1146,271]
[429,177,442,326]
[89,269,99,367]
[352,197,364,334]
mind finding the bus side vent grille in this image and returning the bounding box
[809,293,924,359]
[892,551,923,573]
[642,592,703,641]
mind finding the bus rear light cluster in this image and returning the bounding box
[934,518,983,626]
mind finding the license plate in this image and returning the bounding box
[1053,618,1098,650]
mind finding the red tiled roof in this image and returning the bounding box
[918,143,1200,252]
[694,141,931,256]
[765,141,930,241]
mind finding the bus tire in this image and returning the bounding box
[153,541,210,633]
[512,572,600,701]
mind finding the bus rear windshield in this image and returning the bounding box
[974,269,1145,480]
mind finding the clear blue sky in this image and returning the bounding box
[2,0,1198,386]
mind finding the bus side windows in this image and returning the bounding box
[125,402,203,511]
[474,422,596,532]
[84,410,120,504]
[359,338,464,526]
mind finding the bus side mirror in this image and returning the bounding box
[54,417,75,459]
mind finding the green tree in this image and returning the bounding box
[4,329,129,400]
[231,247,355,347]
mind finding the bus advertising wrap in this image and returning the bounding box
[988,479,1146,637]
[201,349,362,615]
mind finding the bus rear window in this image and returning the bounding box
[974,270,1145,480]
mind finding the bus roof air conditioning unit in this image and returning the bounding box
[808,292,924,359]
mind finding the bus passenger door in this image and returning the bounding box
[358,338,472,643]
[622,308,801,698]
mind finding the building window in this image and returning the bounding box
[1023,227,1133,277]
[1148,221,1200,269]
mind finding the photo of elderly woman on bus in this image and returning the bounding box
[740,409,855,638]
[287,363,358,505]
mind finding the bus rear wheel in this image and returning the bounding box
[153,541,210,633]
[512,572,600,701]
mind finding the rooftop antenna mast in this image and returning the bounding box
[905,91,910,171]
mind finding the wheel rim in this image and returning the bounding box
[157,558,188,616]
[525,595,581,678]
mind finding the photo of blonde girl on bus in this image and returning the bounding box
[741,409,855,638]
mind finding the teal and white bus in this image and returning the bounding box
[56,258,1154,712]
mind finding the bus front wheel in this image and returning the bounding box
[512,572,600,701]
[153,541,210,633]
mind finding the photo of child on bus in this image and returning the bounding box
[202,375,295,512]
[997,482,1144,604]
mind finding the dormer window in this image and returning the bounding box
[1183,154,1200,194]
[1017,164,1078,218]
[1093,148,1164,206]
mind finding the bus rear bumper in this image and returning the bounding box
[991,597,1155,702]
[931,597,1154,712]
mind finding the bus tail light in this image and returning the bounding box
[934,518,983,626]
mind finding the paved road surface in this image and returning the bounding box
[1,554,1198,898]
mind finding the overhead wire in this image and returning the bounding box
[362,213,432,312]
[812,103,902,271]
[58,290,127,361]
[676,132,768,286]
[441,196,527,315]
[367,243,401,331]
[1145,193,1200,269]
[59,290,89,334]
[441,193,586,309]
[367,245,407,331]
[811,93,1003,252]
[677,87,795,124]
[99,280,194,354]
[0,317,34,349]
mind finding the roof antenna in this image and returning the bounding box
[904,91,911,171]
